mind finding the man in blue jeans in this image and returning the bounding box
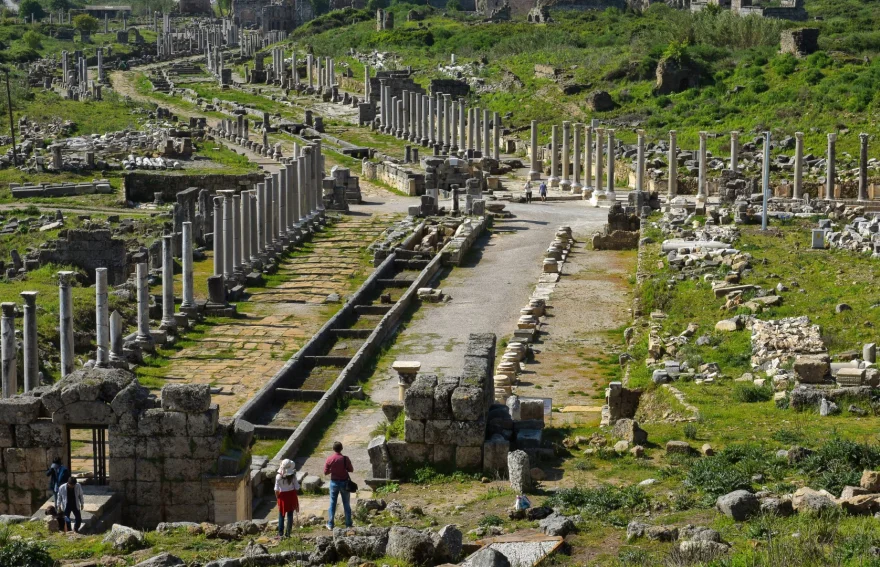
[323,441,354,530]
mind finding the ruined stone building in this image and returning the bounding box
[478,0,806,20]
[179,0,214,15]
[231,0,314,31]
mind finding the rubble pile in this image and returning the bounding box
[750,316,826,372]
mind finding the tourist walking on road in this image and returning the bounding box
[275,459,300,538]
[57,476,84,533]
[46,457,70,508]
[539,181,548,202]
[324,441,354,530]
[524,181,533,203]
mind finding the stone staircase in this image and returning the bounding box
[31,484,122,534]
[150,73,172,93]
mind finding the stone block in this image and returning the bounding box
[386,440,429,465]
[450,419,487,447]
[113,458,136,482]
[433,444,455,464]
[109,435,136,458]
[508,450,531,493]
[403,374,437,420]
[611,419,648,445]
[138,409,188,437]
[516,429,542,449]
[161,384,211,413]
[520,398,545,420]
[455,446,482,470]
[165,457,202,481]
[794,356,830,384]
[424,419,451,445]
[0,398,41,425]
[187,408,219,437]
[15,421,63,448]
[190,435,221,459]
[138,459,162,483]
[837,367,866,387]
[483,435,509,476]
[450,386,483,421]
[432,378,459,420]
[136,481,162,507]
[404,419,425,443]
[0,425,12,448]
[232,418,254,448]
[52,401,114,425]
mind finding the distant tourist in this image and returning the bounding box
[45,457,70,508]
[323,441,354,530]
[274,459,300,538]
[539,181,547,202]
[57,477,84,533]
[525,181,533,203]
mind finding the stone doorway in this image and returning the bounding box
[66,425,109,486]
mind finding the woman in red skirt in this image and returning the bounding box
[275,459,300,538]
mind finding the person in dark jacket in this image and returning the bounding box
[323,441,354,530]
[45,457,69,508]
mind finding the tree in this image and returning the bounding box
[73,14,100,34]
[217,0,231,16]
[48,0,70,11]
[446,0,461,10]
[18,0,46,21]
[366,0,388,11]
[22,30,42,50]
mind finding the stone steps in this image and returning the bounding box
[32,484,121,534]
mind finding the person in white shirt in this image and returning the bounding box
[275,459,300,538]
[57,477,84,533]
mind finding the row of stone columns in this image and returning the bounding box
[377,86,502,159]
[210,143,326,297]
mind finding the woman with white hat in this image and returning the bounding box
[275,459,300,538]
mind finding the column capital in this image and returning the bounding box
[828,133,838,142]
[698,131,708,140]
[860,132,869,143]
[795,131,804,140]
[636,129,645,137]
[19,291,36,304]
[730,130,739,138]
[57,270,75,286]
[669,130,677,138]
[1,303,14,317]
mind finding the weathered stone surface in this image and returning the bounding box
[677,541,729,562]
[404,419,425,443]
[679,525,722,543]
[508,450,531,493]
[792,487,837,513]
[469,547,511,567]
[665,440,692,455]
[716,490,759,521]
[794,356,830,384]
[162,384,211,413]
[483,435,509,475]
[759,497,794,517]
[455,446,482,470]
[432,379,459,420]
[0,397,41,424]
[840,494,880,515]
[611,418,647,445]
[133,553,186,567]
[333,529,388,559]
[386,526,435,566]
[404,374,437,420]
[433,525,463,563]
[861,470,880,492]
[450,386,483,421]
[539,513,576,537]
[103,524,146,551]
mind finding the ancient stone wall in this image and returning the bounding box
[780,28,819,58]
[0,369,251,527]
[37,229,128,285]
[368,72,426,104]
[430,79,471,98]
[390,333,496,470]
[362,160,426,196]
[124,172,265,203]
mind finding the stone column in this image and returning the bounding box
[730,131,739,174]
[859,133,869,202]
[482,109,490,160]
[250,191,259,261]
[446,96,454,151]
[274,172,285,247]
[451,102,459,151]
[109,311,123,363]
[428,96,435,146]
[181,222,195,310]
[378,78,386,129]
[668,130,677,200]
[278,169,288,246]
[20,291,37,392]
[160,235,176,330]
[298,155,308,224]
[59,271,75,378]
[475,109,482,156]
[560,121,571,190]
[636,129,646,193]
[793,132,804,200]
[584,125,593,195]
[213,196,223,276]
[265,176,275,252]
[256,183,266,255]
[231,193,243,274]
[286,163,297,236]
[529,120,541,181]
[1,303,15,398]
[697,131,707,203]
[240,193,251,269]
[591,128,604,205]
[220,190,234,278]
[95,268,110,367]
[396,100,404,139]
[606,129,616,199]
[493,112,501,161]
[826,133,837,200]
[459,103,466,154]
[571,123,583,194]
[549,124,559,186]
[135,263,151,342]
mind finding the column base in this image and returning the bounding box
[560,179,572,192]
[159,318,177,332]
[590,190,616,207]
[571,182,584,195]
[549,176,560,187]
[529,171,542,181]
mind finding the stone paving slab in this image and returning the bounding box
[151,216,388,416]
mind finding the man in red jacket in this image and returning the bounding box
[323,441,354,530]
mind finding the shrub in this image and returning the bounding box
[732,383,773,403]
[21,30,41,50]
[771,53,797,76]
[478,514,504,528]
[801,438,880,494]
[546,484,649,516]
[72,14,100,34]
[446,0,461,10]
[683,423,697,440]
[18,0,45,21]
[0,540,53,567]
[684,456,751,496]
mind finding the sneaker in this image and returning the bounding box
[325,523,333,531]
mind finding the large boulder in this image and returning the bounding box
[433,525,463,564]
[539,513,576,537]
[585,90,615,112]
[386,527,435,566]
[715,490,759,521]
[791,487,837,513]
[793,356,830,384]
[861,470,880,491]
[103,524,146,551]
[611,418,647,445]
[161,384,211,412]
[677,541,729,562]
[469,548,512,567]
